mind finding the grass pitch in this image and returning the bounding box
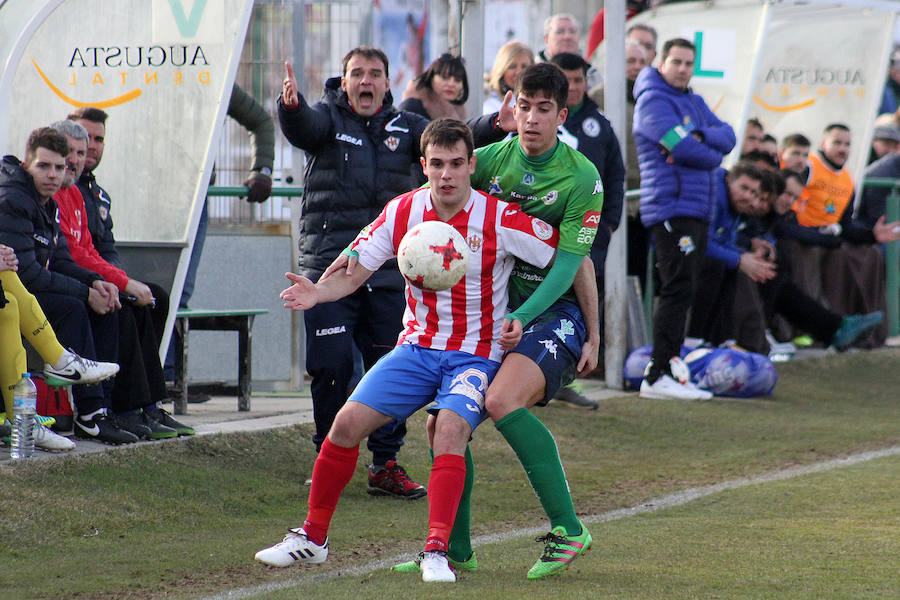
[3,349,900,599]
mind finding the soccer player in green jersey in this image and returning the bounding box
[392,63,605,579]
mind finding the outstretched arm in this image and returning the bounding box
[280,264,373,311]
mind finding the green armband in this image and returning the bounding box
[341,247,359,259]
[505,250,582,326]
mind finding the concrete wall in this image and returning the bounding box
[184,231,297,390]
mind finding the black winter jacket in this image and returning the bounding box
[0,155,102,300]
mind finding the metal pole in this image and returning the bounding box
[459,0,484,117]
[603,0,627,389]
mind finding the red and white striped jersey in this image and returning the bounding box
[351,187,558,362]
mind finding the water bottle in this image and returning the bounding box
[10,373,37,459]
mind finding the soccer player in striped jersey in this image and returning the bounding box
[393,62,603,579]
[255,118,574,583]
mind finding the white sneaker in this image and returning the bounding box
[254,528,328,567]
[34,422,76,452]
[640,375,712,401]
[421,551,456,583]
[44,351,119,385]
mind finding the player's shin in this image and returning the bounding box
[304,437,359,545]
[424,453,466,553]
[495,407,581,536]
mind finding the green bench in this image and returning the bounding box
[172,308,268,415]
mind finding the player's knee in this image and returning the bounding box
[485,385,520,422]
[425,413,437,446]
[328,406,368,447]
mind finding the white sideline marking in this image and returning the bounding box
[204,446,900,599]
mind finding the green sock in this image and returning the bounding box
[446,445,474,562]
[495,407,581,536]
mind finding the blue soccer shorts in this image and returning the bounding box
[347,344,500,434]
[509,299,587,406]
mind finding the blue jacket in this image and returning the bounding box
[632,67,735,227]
[705,168,744,269]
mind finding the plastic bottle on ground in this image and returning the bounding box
[10,373,37,459]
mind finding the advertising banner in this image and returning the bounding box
[1,0,253,243]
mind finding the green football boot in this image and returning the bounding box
[526,522,592,579]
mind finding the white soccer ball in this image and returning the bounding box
[397,221,469,291]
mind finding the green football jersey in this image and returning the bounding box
[472,138,604,300]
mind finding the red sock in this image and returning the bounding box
[424,453,466,553]
[303,437,359,545]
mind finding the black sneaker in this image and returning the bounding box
[145,406,195,436]
[74,413,139,445]
[116,410,153,439]
[117,410,177,440]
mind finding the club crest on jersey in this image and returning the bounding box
[554,319,575,342]
[532,219,553,241]
[99,205,109,220]
[467,234,482,253]
[582,117,600,137]
[384,136,400,152]
[488,176,503,195]
[539,339,558,359]
[593,179,604,194]
[522,172,535,185]
[541,190,558,206]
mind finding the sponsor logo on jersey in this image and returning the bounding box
[522,172,535,185]
[315,325,347,336]
[532,219,553,241]
[576,227,598,245]
[467,234,482,253]
[384,114,410,133]
[384,135,399,151]
[582,117,600,137]
[539,339,558,359]
[541,190,558,205]
[678,235,696,255]
[582,211,602,227]
[593,179,604,194]
[554,319,575,342]
[449,368,489,409]
[335,132,363,146]
[488,176,503,195]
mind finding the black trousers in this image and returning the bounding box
[649,217,708,379]
[110,300,169,413]
[303,284,407,463]
[35,292,115,414]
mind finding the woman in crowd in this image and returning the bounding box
[483,41,534,114]
[399,53,469,121]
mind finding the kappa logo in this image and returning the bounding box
[449,369,489,409]
[582,211,602,227]
[539,339,558,359]
[592,179,604,194]
[488,176,503,195]
[315,325,347,336]
[384,114,410,133]
[554,319,575,342]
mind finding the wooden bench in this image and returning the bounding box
[171,308,268,415]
